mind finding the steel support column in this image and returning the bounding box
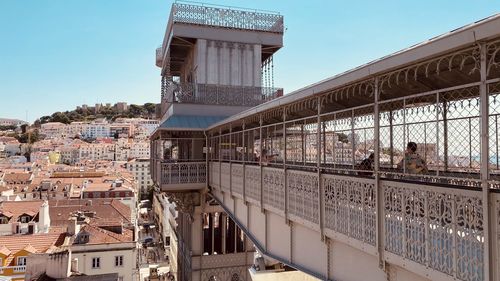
[317,97,325,240]
[374,77,384,269]
[229,125,233,197]
[242,122,247,204]
[443,100,449,171]
[259,115,264,212]
[283,107,289,223]
[480,42,492,281]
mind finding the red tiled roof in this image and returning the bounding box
[0,232,66,265]
[0,245,11,256]
[0,200,42,222]
[49,199,131,227]
[75,225,133,245]
[3,172,32,184]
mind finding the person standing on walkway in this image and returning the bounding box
[397,142,428,174]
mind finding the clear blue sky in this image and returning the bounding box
[0,0,498,122]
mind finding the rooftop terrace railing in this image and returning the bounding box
[171,2,284,34]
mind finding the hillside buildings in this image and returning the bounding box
[39,118,159,140]
[0,118,27,127]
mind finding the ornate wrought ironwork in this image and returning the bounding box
[383,181,484,281]
[486,39,500,78]
[221,162,231,192]
[287,170,319,224]
[160,162,206,185]
[323,174,376,245]
[165,82,282,106]
[231,163,244,196]
[262,167,285,211]
[378,45,481,94]
[244,164,261,204]
[172,3,284,34]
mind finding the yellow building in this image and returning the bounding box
[0,233,66,280]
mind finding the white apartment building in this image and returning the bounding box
[70,226,137,281]
[58,146,80,164]
[66,122,88,138]
[83,121,111,139]
[129,141,150,159]
[0,118,27,127]
[152,191,176,253]
[114,118,159,137]
[40,122,67,139]
[127,158,152,195]
[78,143,115,161]
[135,119,159,135]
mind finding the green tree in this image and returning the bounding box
[51,112,71,124]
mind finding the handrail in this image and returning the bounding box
[0,265,27,273]
[162,82,283,106]
[159,161,206,185]
[171,2,284,34]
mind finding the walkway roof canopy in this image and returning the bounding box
[208,13,500,131]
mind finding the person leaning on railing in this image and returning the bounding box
[397,142,428,174]
[356,153,374,176]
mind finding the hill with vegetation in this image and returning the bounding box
[34,103,157,126]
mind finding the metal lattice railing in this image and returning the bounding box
[164,82,283,107]
[160,162,206,185]
[171,2,284,34]
[378,85,482,185]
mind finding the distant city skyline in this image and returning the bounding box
[1,0,498,122]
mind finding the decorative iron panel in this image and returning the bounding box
[244,165,261,203]
[160,162,206,185]
[382,181,484,281]
[262,167,285,211]
[167,82,283,106]
[323,175,376,245]
[231,163,244,196]
[287,170,319,224]
[213,162,220,188]
[172,3,284,33]
[221,162,231,192]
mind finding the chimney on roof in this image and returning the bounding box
[38,200,50,233]
[67,217,79,236]
[86,200,92,207]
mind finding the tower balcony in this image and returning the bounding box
[162,82,283,107]
[151,135,208,192]
[153,160,207,191]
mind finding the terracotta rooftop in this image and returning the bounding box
[0,245,11,256]
[3,172,33,184]
[0,200,43,222]
[75,224,133,245]
[0,232,66,265]
[49,199,131,227]
[82,183,131,192]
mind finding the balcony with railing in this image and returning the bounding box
[161,81,283,107]
[158,161,206,189]
[151,137,207,191]
[0,265,26,275]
